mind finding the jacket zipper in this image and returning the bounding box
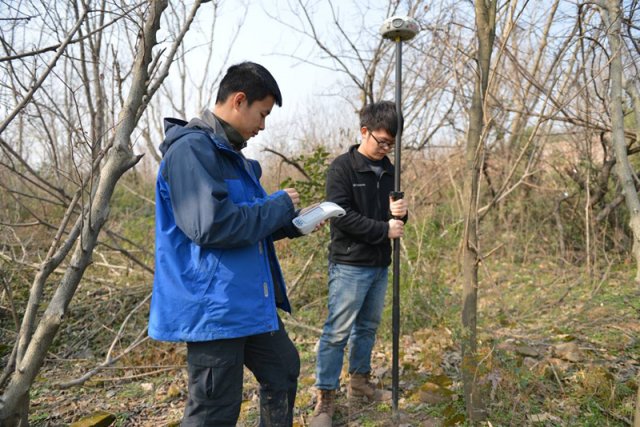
[213,134,279,319]
[376,173,386,262]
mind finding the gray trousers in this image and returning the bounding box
[181,317,300,427]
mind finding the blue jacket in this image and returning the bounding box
[148,114,298,342]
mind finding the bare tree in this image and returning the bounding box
[598,0,640,284]
[460,0,496,422]
[593,0,640,424]
[0,0,211,424]
[142,0,249,165]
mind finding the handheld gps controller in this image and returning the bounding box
[292,202,346,235]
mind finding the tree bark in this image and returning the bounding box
[0,1,168,424]
[636,378,640,427]
[599,0,640,283]
[461,0,496,423]
[597,1,640,422]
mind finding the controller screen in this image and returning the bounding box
[301,206,324,223]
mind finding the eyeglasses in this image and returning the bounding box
[367,129,395,150]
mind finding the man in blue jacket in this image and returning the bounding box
[149,62,305,426]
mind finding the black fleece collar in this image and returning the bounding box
[349,144,394,174]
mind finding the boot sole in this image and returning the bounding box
[348,391,392,403]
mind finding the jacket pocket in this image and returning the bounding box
[332,238,352,256]
[188,247,222,299]
[190,246,221,279]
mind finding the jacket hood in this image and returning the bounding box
[159,118,190,156]
[159,114,231,157]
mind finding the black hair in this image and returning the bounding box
[215,62,282,107]
[359,101,399,137]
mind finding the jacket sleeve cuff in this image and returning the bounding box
[271,196,302,240]
[276,220,304,240]
[383,221,390,241]
[272,190,295,212]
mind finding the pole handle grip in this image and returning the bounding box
[389,191,404,220]
[389,191,404,201]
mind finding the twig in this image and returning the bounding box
[106,293,152,361]
[91,367,183,383]
[482,243,504,260]
[346,398,380,423]
[63,364,184,370]
[94,249,128,274]
[0,343,17,389]
[0,6,89,135]
[0,252,65,274]
[548,361,565,394]
[593,401,632,426]
[590,260,612,297]
[263,148,311,180]
[282,314,323,335]
[287,252,315,297]
[56,334,150,389]
[102,229,155,274]
[121,182,155,206]
[0,4,142,62]
[555,278,579,306]
[0,273,19,330]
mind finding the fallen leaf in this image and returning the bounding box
[417,381,453,405]
[515,345,540,358]
[166,383,182,399]
[529,412,561,423]
[69,411,116,427]
[553,342,583,362]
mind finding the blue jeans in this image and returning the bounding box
[315,262,389,390]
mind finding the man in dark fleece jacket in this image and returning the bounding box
[310,101,408,427]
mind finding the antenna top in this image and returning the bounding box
[380,16,420,41]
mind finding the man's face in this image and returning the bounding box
[357,126,395,161]
[235,94,275,141]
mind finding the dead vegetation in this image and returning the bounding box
[2,1,640,425]
[1,143,638,426]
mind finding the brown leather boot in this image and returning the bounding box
[309,389,336,427]
[348,372,392,402]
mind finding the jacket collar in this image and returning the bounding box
[181,109,246,152]
[348,144,394,174]
[205,110,247,151]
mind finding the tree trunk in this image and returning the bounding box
[597,0,640,422]
[0,398,27,427]
[599,0,640,282]
[461,0,496,423]
[0,1,168,424]
[636,382,640,427]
